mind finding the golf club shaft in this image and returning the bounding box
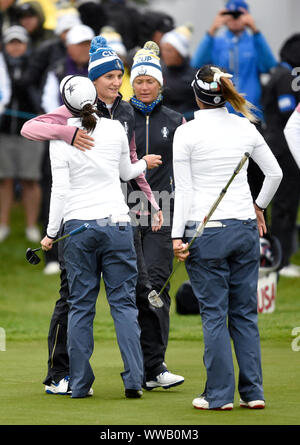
[157,152,250,298]
[32,223,89,252]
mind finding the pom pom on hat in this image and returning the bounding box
[161,24,193,58]
[130,41,163,86]
[88,35,124,81]
[89,35,109,55]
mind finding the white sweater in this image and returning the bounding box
[284,105,300,169]
[172,108,283,238]
[47,116,147,237]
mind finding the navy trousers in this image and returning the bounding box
[63,219,144,398]
[184,219,264,409]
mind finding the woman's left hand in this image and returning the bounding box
[41,236,54,251]
[173,239,190,262]
[254,204,267,237]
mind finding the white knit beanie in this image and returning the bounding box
[160,25,193,58]
[130,41,163,86]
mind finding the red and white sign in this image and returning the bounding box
[257,272,277,313]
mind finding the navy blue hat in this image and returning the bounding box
[225,0,249,11]
[88,36,124,81]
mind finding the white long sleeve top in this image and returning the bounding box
[172,108,283,239]
[284,104,300,170]
[47,115,147,237]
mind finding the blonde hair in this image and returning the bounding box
[199,65,258,123]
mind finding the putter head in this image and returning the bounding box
[26,248,41,265]
[148,290,164,308]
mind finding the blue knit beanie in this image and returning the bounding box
[88,36,124,81]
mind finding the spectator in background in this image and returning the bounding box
[74,0,107,36]
[261,34,300,277]
[160,24,198,121]
[0,50,11,115]
[15,1,54,49]
[0,25,44,243]
[103,0,141,51]
[191,0,277,120]
[100,25,133,101]
[38,23,94,274]
[137,10,174,48]
[0,0,18,42]
[21,12,82,91]
[41,23,94,112]
[191,0,277,204]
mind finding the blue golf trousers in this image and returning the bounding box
[63,219,144,398]
[184,219,264,408]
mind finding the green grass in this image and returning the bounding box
[1,203,300,426]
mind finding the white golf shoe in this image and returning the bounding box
[0,225,10,242]
[240,399,265,409]
[45,376,71,395]
[45,376,93,397]
[192,396,233,411]
[145,370,184,390]
[26,226,41,242]
[279,264,300,278]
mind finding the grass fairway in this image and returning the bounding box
[1,204,300,427]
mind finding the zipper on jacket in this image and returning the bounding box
[145,115,150,155]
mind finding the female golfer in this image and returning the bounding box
[172,65,282,410]
[21,36,162,396]
[41,75,147,399]
[129,41,185,389]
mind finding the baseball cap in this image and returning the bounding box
[3,25,29,44]
[16,2,38,17]
[225,0,249,11]
[65,24,95,46]
[55,13,82,36]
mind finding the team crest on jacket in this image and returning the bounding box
[161,126,169,138]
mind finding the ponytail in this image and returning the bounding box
[219,76,258,123]
[80,103,98,133]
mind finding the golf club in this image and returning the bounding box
[149,152,250,305]
[26,223,90,265]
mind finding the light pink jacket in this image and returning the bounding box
[21,105,159,212]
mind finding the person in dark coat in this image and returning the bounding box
[0,25,43,243]
[160,24,198,121]
[15,1,53,49]
[261,33,300,277]
[129,41,185,390]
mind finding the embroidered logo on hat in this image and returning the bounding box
[130,41,163,86]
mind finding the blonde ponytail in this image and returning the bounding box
[220,76,258,123]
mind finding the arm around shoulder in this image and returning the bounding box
[20,105,76,145]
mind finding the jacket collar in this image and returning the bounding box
[97,93,122,116]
